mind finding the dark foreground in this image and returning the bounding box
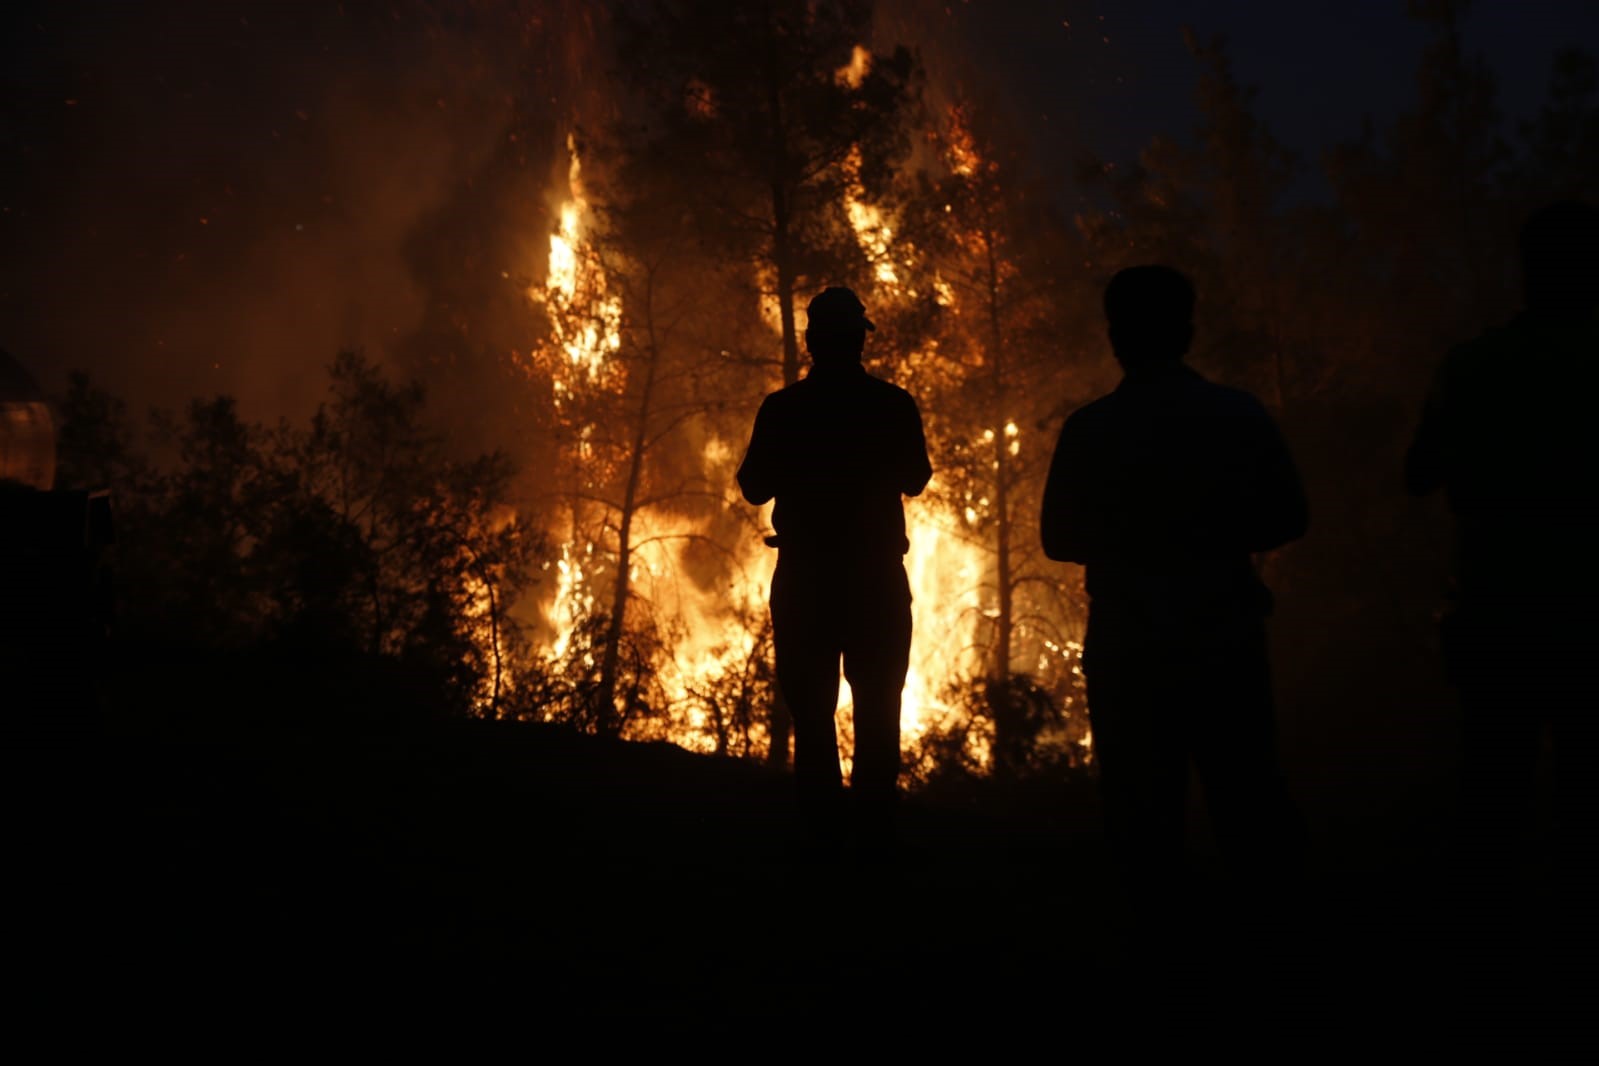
[11,650,1597,1029]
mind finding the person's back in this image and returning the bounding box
[738,362,927,566]
[1048,360,1305,646]
[1041,265,1306,908]
[737,286,930,845]
[1406,305,1599,633]
[1406,200,1599,891]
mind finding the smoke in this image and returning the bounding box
[0,1,597,430]
[2,0,1102,435]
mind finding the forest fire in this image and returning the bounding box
[520,109,1077,776]
[15,1,1182,785]
[19,1,1595,992]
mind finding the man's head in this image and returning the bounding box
[1521,200,1599,318]
[805,286,874,367]
[1104,265,1195,370]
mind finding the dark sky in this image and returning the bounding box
[915,0,1597,199]
[3,1,1594,416]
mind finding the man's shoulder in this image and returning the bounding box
[1440,312,1597,373]
[1067,368,1272,430]
[761,378,816,407]
[790,368,920,405]
[1435,316,1599,423]
[1193,375,1272,419]
[1066,377,1254,421]
[1421,321,1534,409]
[1061,392,1119,431]
[864,371,920,408]
[1146,364,1272,420]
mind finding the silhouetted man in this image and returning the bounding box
[737,286,931,844]
[1041,265,1307,902]
[1405,201,1599,890]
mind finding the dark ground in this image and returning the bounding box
[10,645,1596,1029]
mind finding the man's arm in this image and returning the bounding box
[899,393,933,497]
[736,396,780,505]
[1040,413,1115,564]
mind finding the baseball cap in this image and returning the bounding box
[805,286,876,331]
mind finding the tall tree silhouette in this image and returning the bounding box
[612,0,918,763]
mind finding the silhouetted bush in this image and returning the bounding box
[55,352,544,720]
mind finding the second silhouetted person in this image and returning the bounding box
[1041,265,1307,906]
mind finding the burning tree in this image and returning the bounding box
[610,0,919,762]
[528,132,778,743]
[875,104,1098,780]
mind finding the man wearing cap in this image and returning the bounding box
[737,286,932,844]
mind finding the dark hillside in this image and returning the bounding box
[9,645,1591,1025]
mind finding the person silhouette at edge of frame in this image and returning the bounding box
[1404,200,1599,909]
[1039,265,1308,922]
[736,286,932,851]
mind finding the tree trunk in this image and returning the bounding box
[985,228,1013,687]
[484,575,503,716]
[595,276,663,736]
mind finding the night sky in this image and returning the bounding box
[952,1,1597,187]
[3,1,1594,416]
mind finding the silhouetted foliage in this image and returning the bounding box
[55,352,543,718]
[680,604,779,759]
[53,371,143,492]
[904,664,1090,790]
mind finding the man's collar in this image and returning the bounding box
[807,360,866,379]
